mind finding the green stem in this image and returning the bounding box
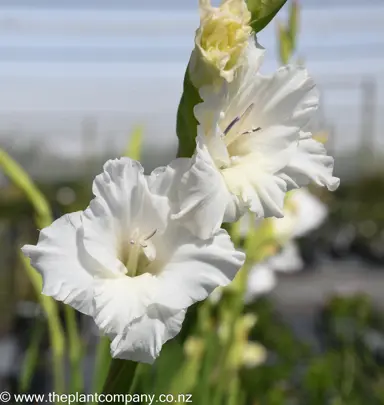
[19,320,45,392]
[92,336,112,394]
[20,253,66,396]
[227,375,240,405]
[65,306,84,395]
[102,359,138,398]
[1,149,68,397]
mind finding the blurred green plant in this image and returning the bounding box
[124,126,144,161]
[0,148,83,398]
[277,0,299,64]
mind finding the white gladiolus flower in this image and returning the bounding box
[245,189,328,300]
[245,264,277,301]
[183,63,339,238]
[190,0,255,87]
[272,188,328,242]
[22,158,245,364]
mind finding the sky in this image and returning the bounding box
[0,0,383,168]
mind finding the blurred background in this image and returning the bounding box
[1,0,384,403]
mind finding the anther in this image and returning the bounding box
[241,127,261,135]
[223,103,255,136]
[143,229,157,241]
[224,116,240,135]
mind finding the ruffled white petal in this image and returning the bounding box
[109,307,186,364]
[282,136,340,192]
[252,66,319,130]
[193,54,340,223]
[21,212,95,316]
[155,228,245,309]
[82,158,170,276]
[172,136,239,239]
[146,158,189,202]
[93,273,160,336]
[222,162,287,218]
[214,65,318,137]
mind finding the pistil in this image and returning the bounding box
[124,229,157,277]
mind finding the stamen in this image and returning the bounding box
[224,116,240,135]
[224,104,254,135]
[143,229,157,241]
[223,103,255,145]
[241,127,261,135]
[239,103,255,124]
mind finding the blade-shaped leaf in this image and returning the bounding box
[176,65,202,158]
[247,0,288,33]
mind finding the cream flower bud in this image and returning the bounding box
[190,0,252,88]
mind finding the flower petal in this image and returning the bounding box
[146,158,189,201]
[109,307,186,364]
[82,158,170,276]
[245,264,276,302]
[93,273,160,336]
[250,65,319,130]
[289,188,328,238]
[282,136,340,191]
[155,228,245,309]
[267,242,304,273]
[21,212,95,316]
[222,161,288,218]
[172,135,239,239]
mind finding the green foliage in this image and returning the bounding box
[247,0,288,33]
[176,66,202,158]
[0,148,52,228]
[18,320,45,393]
[0,148,86,397]
[93,337,113,394]
[19,253,66,395]
[277,1,300,64]
[288,1,299,51]
[103,360,139,398]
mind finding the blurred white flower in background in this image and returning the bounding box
[245,188,328,301]
[22,158,245,363]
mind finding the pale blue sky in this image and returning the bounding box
[0,0,383,165]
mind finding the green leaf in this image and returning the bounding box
[247,0,288,33]
[176,65,202,158]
